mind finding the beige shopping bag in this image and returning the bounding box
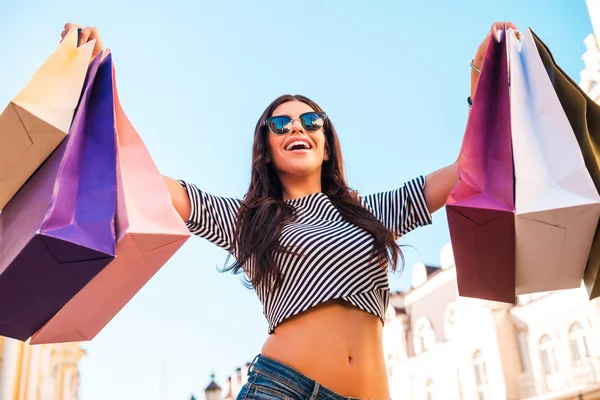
[0,28,94,209]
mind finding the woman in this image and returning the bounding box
[62,21,519,400]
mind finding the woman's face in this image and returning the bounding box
[267,100,329,178]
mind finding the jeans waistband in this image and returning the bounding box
[248,354,366,400]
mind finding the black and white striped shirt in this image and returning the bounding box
[179,176,432,333]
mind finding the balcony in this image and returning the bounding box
[518,359,600,399]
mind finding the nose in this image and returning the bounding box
[290,119,304,135]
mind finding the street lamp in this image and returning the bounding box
[204,371,222,400]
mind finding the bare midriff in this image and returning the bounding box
[261,299,390,400]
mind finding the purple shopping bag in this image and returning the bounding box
[445,26,516,303]
[0,52,117,341]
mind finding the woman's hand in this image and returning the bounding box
[61,23,105,59]
[470,21,521,101]
[473,22,520,68]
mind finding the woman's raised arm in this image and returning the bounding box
[163,176,192,223]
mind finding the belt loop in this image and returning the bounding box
[247,354,260,375]
[310,382,320,400]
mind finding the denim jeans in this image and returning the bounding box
[236,354,365,400]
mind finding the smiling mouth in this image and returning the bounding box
[285,141,312,151]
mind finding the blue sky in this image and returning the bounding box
[0,1,595,399]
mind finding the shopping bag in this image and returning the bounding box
[532,29,600,299]
[0,52,117,341]
[0,28,95,209]
[30,62,191,344]
[508,29,600,295]
[445,26,516,303]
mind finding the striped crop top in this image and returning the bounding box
[179,176,432,333]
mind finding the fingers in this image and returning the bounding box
[60,23,101,50]
[489,21,522,40]
[506,22,523,40]
[64,22,81,32]
[505,22,519,31]
[60,22,81,42]
[78,27,98,46]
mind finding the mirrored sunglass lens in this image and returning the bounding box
[301,113,324,130]
[269,117,291,134]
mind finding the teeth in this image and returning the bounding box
[286,141,311,151]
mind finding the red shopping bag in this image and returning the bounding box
[446,26,516,303]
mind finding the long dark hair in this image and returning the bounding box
[226,94,403,290]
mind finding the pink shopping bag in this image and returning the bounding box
[31,60,191,344]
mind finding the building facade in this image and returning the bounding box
[0,337,85,400]
[383,243,600,400]
[581,0,600,101]
[222,362,252,400]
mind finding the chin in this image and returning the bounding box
[277,162,322,176]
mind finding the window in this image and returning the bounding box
[539,335,559,376]
[569,322,590,363]
[426,380,434,400]
[472,351,490,400]
[517,331,531,372]
[413,317,435,355]
[444,303,456,340]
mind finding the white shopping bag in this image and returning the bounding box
[509,28,600,294]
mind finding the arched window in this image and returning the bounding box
[413,317,435,355]
[539,335,559,376]
[569,322,590,363]
[473,350,490,400]
[444,302,456,340]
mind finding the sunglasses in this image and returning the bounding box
[264,112,327,135]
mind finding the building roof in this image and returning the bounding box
[425,265,441,276]
[205,380,221,391]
